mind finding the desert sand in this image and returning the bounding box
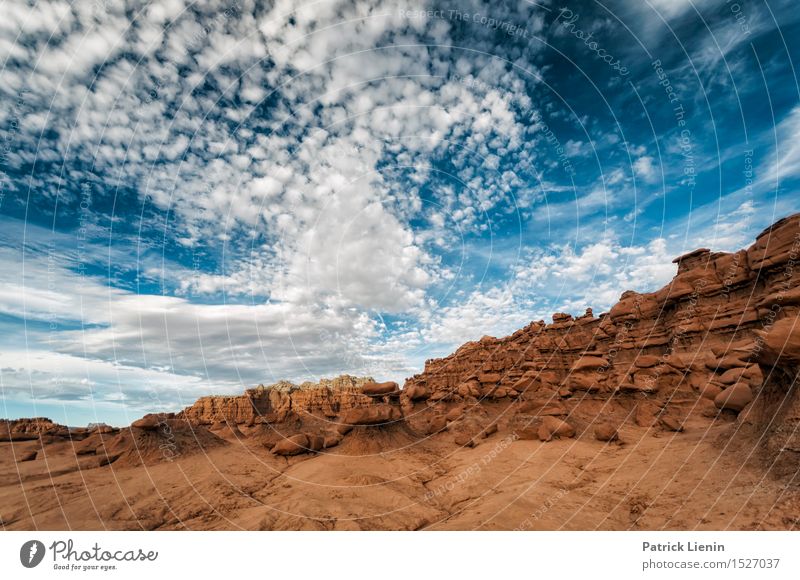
[0,413,797,530]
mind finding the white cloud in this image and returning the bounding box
[0,232,415,412]
[768,105,800,186]
[420,233,678,347]
[633,155,657,182]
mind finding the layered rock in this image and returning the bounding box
[0,418,72,441]
[125,213,800,467]
[180,375,377,425]
[736,317,800,478]
[403,213,800,440]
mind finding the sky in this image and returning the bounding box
[0,0,798,427]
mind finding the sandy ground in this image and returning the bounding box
[1,421,797,531]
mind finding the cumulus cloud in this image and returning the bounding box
[0,225,414,413]
[633,155,657,182]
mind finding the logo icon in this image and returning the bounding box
[20,540,46,568]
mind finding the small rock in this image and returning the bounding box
[537,417,575,442]
[271,434,310,456]
[361,381,400,397]
[427,416,447,435]
[659,416,685,432]
[17,450,37,462]
[594,422,619,442]
[714,383,753,412]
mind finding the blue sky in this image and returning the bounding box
[0,0,798,426]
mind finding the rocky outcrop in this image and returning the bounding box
[180,375,377,425]
[127,213,800,467]
[0,418,72,441]
[741,317,800,479]
[402,214,800,444]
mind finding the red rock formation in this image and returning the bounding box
[402,213,800,442]
[151,213,800,462]
[0,418,72,441]
[180,375,377,425]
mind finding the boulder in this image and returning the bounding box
[271,434,310,456]
[342,405,399,426]
[427,416,447,435]
[699,382,723,401]
[97,452,121,467]
[131,414,164,430]
[516,427,539,440]
[755,317,800,367]
[454,432,476,448]
[456,381,480,398]
[717,367,748,385]
[362,381,400,397]
[75,439,99,455]
[712,353,750,371]
[635,402,660,428]
[323,432,343,449]
[404,385,429,400]
[633,355,664,368]
[537,417,575,442]
[594,422,620,442]
[17,450,37,462]
[572,356,607,371]
[477,372,502,384]
[659,416,685,432]
[445,406,465,422]
[714,383,753,413]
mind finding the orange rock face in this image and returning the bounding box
[402,213,800,437]
[0,418,70,441]
[180,375,377,425]
[121,213,800,463]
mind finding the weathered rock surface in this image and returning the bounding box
[402,213,800,457]
[594,422,620,442]
[180,375,376,425]
[538,417,575,441]
[0,418,70,441]
[271,434,310,456]
[101,214,800,469]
